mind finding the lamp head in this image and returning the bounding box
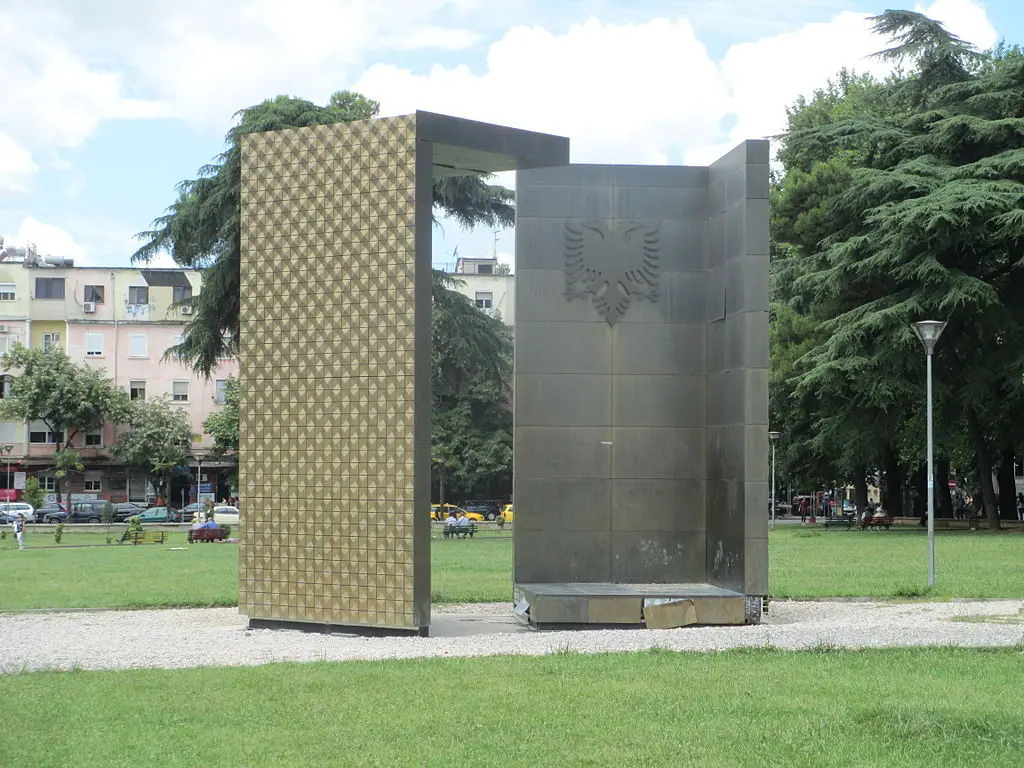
[768,431,781,441]
[913,320,947,354]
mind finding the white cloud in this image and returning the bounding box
[0,5,170,153]
[357,0,999,170]
[0,133,38,195]
[359,16,728,165]
[1,0,489,137]
[2,217,85,262]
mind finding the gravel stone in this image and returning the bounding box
[2,599,1022,674]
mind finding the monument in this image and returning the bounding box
[237,113,568,635]
[513,145,770,626]
[237,111,767,635]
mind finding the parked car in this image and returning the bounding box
[500,504,514,522]
[0,502,37,523]
[462,500,503,521]
[43,501,144,524]
[430,504,485,522]
[212,506,240,526]
[181,503,204,519]
[133,506,182,523]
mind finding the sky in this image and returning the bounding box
[0,0,1019,272]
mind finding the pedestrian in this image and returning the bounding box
[13,512,25,550]
[1016,492,1024,522]
[799,497,809,524]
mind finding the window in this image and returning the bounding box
[173,285,193,304]
[43,332,61,353]
[129,334,148,358]
[171,334,184,347]
[29,430,63,444]
[84,477,102,492]
[0,283,15,301]
[128,286,149,305]
[39,476,57,492]
[84,285,105,304]
[475,291,493,309]
[35,277,65,299]
[215,379,227,404]
[0,335,9,355]
[85,333,104,357]
[172,381,189,402]
[477,263,494,275]
[0,375,11,399]
[129,381,146,401]
[85,430,102,447]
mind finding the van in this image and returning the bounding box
[0,502,36,523]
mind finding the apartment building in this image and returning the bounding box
[0,251,237,505]
[447,256,514,327]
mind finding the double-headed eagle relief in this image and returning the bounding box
[563,219,662,326]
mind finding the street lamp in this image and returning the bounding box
[769,432,781,530]
[1,444,13,502]
[912,320,947,587]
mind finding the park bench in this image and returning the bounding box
[443,523,477,539]
[860,515,894,530]
[824,513,857,529]
[188,528,228,543]
[127,530,167,546]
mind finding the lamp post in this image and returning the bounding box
[769,432,781,530]
[1,444,12,502]
[912,320,947,587]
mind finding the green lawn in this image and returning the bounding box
[770,526,1024,598]
[1,648,1022,767]
[1,525,1021,611]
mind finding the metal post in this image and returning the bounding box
[770,440,776,530]
[926,351,935,586]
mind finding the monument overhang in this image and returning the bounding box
[413,111,569,176]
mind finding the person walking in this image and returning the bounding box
[13,512,25,550]
[1016,492,1024,522]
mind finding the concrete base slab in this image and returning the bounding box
[515,583,752,627]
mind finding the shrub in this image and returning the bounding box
[101,501,115,525]
[120,516,143,543]
[23,477,45,510]
[54,523,64,544]
[219,524,231,538]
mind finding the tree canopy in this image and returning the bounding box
[112,397,194,502]
[134,90,515,376]
[0,346,133,504]
[771,9,1024,527]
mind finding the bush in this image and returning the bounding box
[54,523,64,544]
[120,516,143,543]
[23,477,45,510]
[101,501,115,525]
[219,524,231,538]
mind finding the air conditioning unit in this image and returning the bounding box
[0,324,7,333]
[181,306,193,315]
[82,302,96,313]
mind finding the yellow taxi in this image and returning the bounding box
[430,504,485,522]
[500,504,514,522]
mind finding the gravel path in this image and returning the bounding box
[2,599,1022,674]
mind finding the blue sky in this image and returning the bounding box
[0,0,1019,270]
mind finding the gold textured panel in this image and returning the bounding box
[238,115,422,629]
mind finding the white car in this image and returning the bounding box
[0,502,37,523]
[212,505,240,526]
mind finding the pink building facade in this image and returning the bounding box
[0,261,237,504]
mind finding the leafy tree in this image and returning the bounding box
[431,273,513,500]
[203,378,239,456]
[775,11,1024,528]
[0,346,133,506]
[111,397,193,505]
[22,476,45,510]
[134,90,514,375]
